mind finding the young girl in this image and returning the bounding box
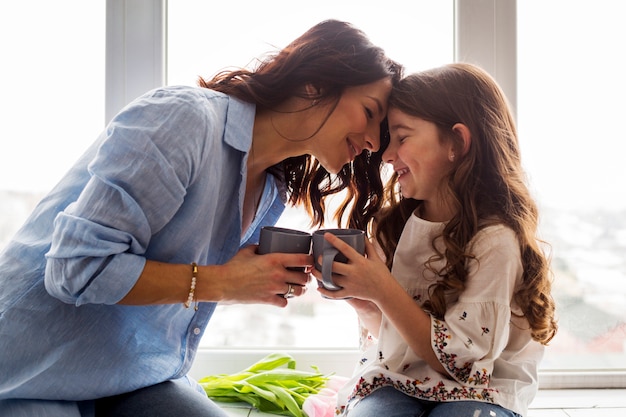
[315,63,558,417]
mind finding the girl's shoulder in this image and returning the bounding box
[471,222,520,258]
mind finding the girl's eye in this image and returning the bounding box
[365,107,374,119]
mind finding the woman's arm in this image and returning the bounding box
[46,88,312,307]
[119,248,312,307]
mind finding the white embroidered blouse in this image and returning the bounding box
[337,213,544,417]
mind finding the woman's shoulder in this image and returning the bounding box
[149,86,254,127]
[140,85,229,108]
[119,86,241,131]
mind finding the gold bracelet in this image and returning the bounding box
[184,262,198,311]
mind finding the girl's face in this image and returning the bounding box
[309,78,392,174]
[383,108,455,220]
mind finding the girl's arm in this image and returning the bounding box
[315,234,447,374]
[346,298,382,338]
[318,226,523,381]
[365,272,448,374]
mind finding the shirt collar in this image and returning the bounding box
[224,96,255,153]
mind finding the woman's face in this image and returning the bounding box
[383,108,455,218]
[309,78,392,174]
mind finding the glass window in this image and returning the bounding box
[0,1,105,248]
[167,0,454,348]
[2,0,623,383]
[517,0,626,371]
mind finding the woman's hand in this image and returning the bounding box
[205,245,313,307]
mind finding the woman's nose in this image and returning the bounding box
[364,126,380,153]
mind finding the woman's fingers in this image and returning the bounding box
[222,247,313,306]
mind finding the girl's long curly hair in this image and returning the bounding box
[375,63,557,345]
[199,20,403,230]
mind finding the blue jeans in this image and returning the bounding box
[94,378,229,417]
[0,379,227,417]
[347,386,521,417]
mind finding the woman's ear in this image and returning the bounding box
[451,123,472,157]
[304,83,322,99]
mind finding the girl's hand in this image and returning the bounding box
[209,245,313,307]
[313,233,395,303]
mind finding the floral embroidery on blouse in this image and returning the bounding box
[433,319,491,386]
[345,374,498,406]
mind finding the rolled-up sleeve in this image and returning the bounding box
[44,87,212,305]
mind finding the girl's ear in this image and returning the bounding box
[451,123,472,157]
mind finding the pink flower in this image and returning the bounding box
[303,376,349,417]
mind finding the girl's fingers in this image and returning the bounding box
[364,239,382,262]
[323,232,361,261]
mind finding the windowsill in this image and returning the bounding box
[214,389,626,416]
[190,348,626,389]
[189,348,361,381]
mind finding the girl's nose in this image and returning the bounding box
[382,140,396,163]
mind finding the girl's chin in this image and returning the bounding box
[399,187,417,200]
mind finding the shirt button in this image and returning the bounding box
[193,327,201,335]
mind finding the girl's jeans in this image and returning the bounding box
[347,386,522,417]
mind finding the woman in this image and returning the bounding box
[0,19,402,416]
[314,63,557,417]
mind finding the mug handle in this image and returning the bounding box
[322,247,343,290]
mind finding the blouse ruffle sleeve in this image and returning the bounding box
[44,87,216,305]
[430,225,523,387]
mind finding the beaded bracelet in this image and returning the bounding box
[184,262,198,311]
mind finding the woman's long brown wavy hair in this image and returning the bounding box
[198,20,403,230]
[375,63,557,345]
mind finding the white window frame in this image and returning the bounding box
[104,0,625,389]
[105,0,167,123]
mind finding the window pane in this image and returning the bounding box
[0,1,105,248]
[518,0,626,371]
[168,0,454,348]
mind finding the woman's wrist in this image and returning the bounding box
[196,263,229,303]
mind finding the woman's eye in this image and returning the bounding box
[365,107,374,119]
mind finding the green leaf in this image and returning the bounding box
[264,384,302,417]
[243,352,297,373]
[200,352,330,417]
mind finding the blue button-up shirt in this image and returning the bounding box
[0,86,285,410]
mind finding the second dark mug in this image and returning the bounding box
[312,228,365,291]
